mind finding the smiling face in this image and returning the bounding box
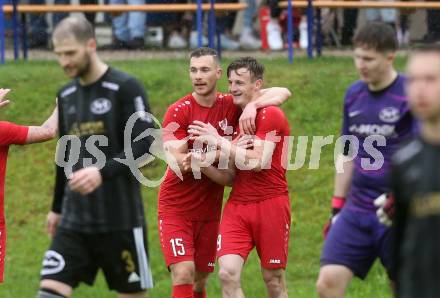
[228,67,262,108]
[353,46,394,86]
[53,35,94,79]
[406,51,440,123]
[189,55,222,97]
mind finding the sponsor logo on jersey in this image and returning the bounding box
[349,124,396,137]
[348,110,362,118]
[208,262,215,267]
[379,107,400,123]
[41,250,66,276]
[189,144,217,154]
[269,259,281,264]
[128,272,141,283]
[90,98,112,115]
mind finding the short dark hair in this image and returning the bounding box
[353,22,397,53]
[52,16,95,43]
[190,47,220,65]
[227,57,264,82]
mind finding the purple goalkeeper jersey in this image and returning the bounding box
[342,74,416,212]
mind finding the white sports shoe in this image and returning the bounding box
[267,20,283,50]
[167,32,188,49]
[240,27,262,50]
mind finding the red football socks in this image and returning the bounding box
[193,289,206,298]
[172,284,194,298]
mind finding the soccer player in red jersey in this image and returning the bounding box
[0,88,58,282]
[188,57,291,298]
[159,48,291,298]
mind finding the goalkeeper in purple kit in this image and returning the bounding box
[316,22,417,298]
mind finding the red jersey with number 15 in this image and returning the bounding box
[0,121,29,283]
[229,106,290,203]
[159,93,240,221]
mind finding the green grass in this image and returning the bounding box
[0,57,401,297]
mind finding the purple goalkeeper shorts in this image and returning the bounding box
[320,206,392,279]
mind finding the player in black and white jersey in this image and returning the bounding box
[37,16,155,298]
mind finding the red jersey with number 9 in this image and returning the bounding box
[229,106,290,203]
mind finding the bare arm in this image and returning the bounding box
[239,87,291,135]
[164,140,192,175]
[333,154,354,197]
[25,105,58,144]
[253,87,292,108]
[201,166,235,186]
[226,137,275,172]
[194,150,236,186]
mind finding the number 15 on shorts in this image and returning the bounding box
[170,238,185,256]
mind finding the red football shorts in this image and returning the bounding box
[217,196,291,269]
[158,216,219,272]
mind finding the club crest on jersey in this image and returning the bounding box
[218,118,233,134]
[219,119,228,131]
[379,107,400,123]
[90,98,112,115]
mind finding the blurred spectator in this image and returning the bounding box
[364,0,397,29]
[146,0,188,48]
[266,0,283,50]
[28,0,68,49]
[28,0,99,49]
[425,0,440,42]
[81,0,99,24]
[188,0,240,51]
[239,0,261,49]
[109,0,146,49]
[341,8,358,45]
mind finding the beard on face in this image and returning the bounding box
[64,52,92,79]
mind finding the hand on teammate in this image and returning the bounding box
[235,134,255,149]
[0,88,11,108]
[323,196,345,238]
[68,166,103,195]
[239,102,257,135]
[188,121,221,140]
[374,193,395,227]
[46,211,61,238]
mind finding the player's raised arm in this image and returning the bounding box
[239,87,291,135]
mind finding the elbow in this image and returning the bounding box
[283,87,292,99]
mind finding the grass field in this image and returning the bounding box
[0,57,399,297]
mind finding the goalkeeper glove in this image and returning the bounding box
[374,193,395,227]
[323,196,345,239]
